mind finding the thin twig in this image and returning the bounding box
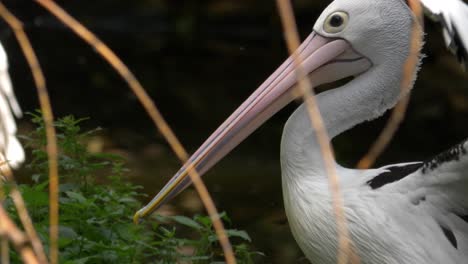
[0,205,40,264]
[0,179,8,264]
[0,4,52,264]
[0,175,47,264]
[34,1,236,263]
[275,1,356,263]
[357,0,423,169]
[0,184,10,264]
[1,236,8,264]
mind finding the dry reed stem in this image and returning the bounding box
[275,1,356,263]
[1,236,8,264]
[34,1,236,263]
[0,4,52,264]
[0,184,9,264]
[0,205,40,264]
[357,0,423,169]
[0,178,8,264]
[0,174,47,264]
[6,186,48,264]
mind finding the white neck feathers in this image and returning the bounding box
[280,59,418,179]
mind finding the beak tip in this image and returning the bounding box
[133,210,144,224]
[134,195,165,224]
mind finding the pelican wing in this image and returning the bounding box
[0,41,24,168]
[407,139,468,216]
[420,0,468,67]
[371,139,468,215]
[369,139,468,254]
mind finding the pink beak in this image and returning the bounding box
[134,32,371,222]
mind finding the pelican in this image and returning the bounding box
[0,41,24,169]
[135,0,468,262]
[420,0,468,67]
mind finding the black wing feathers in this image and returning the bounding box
[367,139,467,189]
[422,139,468,174]
[367,163,423,189]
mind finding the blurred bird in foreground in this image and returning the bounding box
[0,41,24,170]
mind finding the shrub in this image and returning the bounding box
[3,113,262,263]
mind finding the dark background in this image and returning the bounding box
[1,0,467,262]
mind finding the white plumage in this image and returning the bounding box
[0,41,24,169]
[283,106,468,263]
[280,0,468,262]
[420,0,468,66]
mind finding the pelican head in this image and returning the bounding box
[135,0,420,222]
[316,0,416,65]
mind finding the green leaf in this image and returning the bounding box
[58,237,74,248]
[220,211,231,225]
[170,215,203,230]
[21,186,49,208]
[225,229,251,242]
[118,197,137,203]
[195,215,212,227]
[59,183,78,192]
[59,226,78,239]
[65,191,87,203]
[70,256,92,264]
[35,180,50,191]
[32,174,41,183]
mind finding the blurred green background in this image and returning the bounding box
[1,0,467,262]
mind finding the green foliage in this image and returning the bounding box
[4,112,262,263]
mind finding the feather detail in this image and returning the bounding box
[420,0,468,68]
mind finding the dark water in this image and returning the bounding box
[3,0,468,262]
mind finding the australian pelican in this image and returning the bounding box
[0,0,466,172]
[136,0,468,262]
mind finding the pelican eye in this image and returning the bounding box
[323,11,349,33]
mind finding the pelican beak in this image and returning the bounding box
[134,32,371,223]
